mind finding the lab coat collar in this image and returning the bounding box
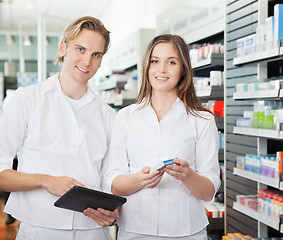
[135,97,182,112]
[41,73,98,103]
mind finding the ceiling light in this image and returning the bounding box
[25,0,34,9]
[23,34,31,46]
[6,34,14,45]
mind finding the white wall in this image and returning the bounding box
[100,0,195,46]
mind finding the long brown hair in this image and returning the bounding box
[55,16,110,64]
[137,34,211,117]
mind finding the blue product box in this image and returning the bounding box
[274,4,283,47]
[236,155,245,169]
[245,154,254,172]
[218,132,224,149]
[236,37,245,57]
[252,155,261,174]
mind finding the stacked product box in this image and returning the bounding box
[236,153,283,180]
[222,233,253,239]
[261,154,278,178]
[219,132,224,149]
[258,189,283,219]
[204,202,225,218]
[245,154,261,174]
[189,43,224,65]
[236,155,245,169]
[265,16,274,49]
[236,4,283,56]
[236,35,255,57]
[236,194,258,211]
[274,4,283,47]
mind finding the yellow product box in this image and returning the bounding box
[242,235,253,239]
[222,236,232,240]
[234,233,243,238]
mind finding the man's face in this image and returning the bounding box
[59,28,106,85]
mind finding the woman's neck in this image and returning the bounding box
[151,91,178,121]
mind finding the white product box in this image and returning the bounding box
[245,34,256,55]
[269,80,283,90]
[256,25,266,52]
[235,83,248,92]
[255,82,269,91]
[265,16,274,50]
[248,82,255,92]
[243,110,253,119]
[236,37,245,57]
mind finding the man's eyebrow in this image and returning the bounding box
[74,44,86,49]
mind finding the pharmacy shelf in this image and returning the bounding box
[233,168,280,189]
[233,202,282,232]
[207,217,224,231]
[233,89,279,100]
[196,85,224,99]
[233,48,280,66]
[233,126,279,139]
[192,53,224,70]
[216,117,224,131]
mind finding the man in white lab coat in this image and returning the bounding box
[0,16,118,240]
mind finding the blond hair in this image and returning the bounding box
[55,16,110,64]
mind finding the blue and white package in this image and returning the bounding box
[150,159,175,172]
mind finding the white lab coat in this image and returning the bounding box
[0,73,115,230]
[106,99,220,237]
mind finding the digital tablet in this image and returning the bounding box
[54,186,127,213]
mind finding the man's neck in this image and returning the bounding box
[58,73,88,100]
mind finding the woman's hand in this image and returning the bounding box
[139,166,164,189]
[83,208,118,226]
[111,166,164,196]
[163,158,191,182]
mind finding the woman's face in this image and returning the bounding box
[148,42,183,95]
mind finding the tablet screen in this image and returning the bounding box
[54,186,127,212]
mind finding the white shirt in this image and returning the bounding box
[106,98,220,237]
[0,73,115,230]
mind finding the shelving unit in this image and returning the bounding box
[192,53,224,70]
[190,40,224,240]
[226,0,283,237]
[233,89,280,99]
[233,47,281,66]
[233,167,281,189]
[196,85,224,100]
[233,126,280,139]
[96,29,155,109]
[233,202,282,232]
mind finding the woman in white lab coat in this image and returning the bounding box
[106,34,220,240]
